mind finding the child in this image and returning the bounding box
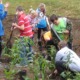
[36,3,46,15]
[55,41,80,74]
[12,6,33,38]
[36,3,50,51]
[50,14,72,49]
[27,10,38,32]
[12,6,34,66]
[0,0,9,57]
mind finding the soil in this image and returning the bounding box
[3,15,80,53]
[0,15,80,80]
[70,18,80,54]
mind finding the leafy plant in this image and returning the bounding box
[73,73,80,80]
[4,64,17,80]
[24,77,31,80]
[60,51,75,80]
[60,71,73,80]
[3,37,34,80]
[3,37,34,65]
[29,54,49,80]
[48,45,57,70]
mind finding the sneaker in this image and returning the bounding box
[28,57,33,63]
[23,65,28,67]
[15,64,23,67]
[34,51,37,55]
[16,64,28,67]
[28,59,33,63]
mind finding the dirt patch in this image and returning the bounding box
[3,15,19,44]
[1,15,80,80]
[70,18,80,54]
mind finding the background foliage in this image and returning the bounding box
[3,0,80,18]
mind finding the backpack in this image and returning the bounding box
[36,12,48,28]
[37,18,47,28]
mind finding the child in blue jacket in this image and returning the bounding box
[0,1,9,57]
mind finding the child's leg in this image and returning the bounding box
[19,37,28,66]
[27,40,34,62]
[37,28,41,39]
[37,28,42,50]
[67,41,72,49]
[55,61,67,74]
[42,27,48,31]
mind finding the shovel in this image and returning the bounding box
[6,15,17,48]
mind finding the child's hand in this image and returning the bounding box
[0,0,2,4]
[4,2,10,8]
[32,24,35,27]
[11,26,16,31]
[12,23,19,30]
[12,23,18,27]
[12,23,15,27]
[63,30,69,34]
[4,2,10,11]
[53,69,58,75]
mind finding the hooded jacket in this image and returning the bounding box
[0,4,7,36]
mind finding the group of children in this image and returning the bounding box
[1,0,80,76]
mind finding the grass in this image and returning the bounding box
[3,0,80,18]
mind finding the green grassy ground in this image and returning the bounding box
[3,0,80,18]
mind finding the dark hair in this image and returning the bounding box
[16,6,24,11]
[58,40,67,48]
[50,14,58,23]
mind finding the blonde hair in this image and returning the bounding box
[39,3,45,8]
[29,8,33,13]
[39,3,46,14]
[30,10,38,17]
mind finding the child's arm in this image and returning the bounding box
[0,0,2,4]
[12,23,24,30]
[1,2,9,20]
[0,11,7,20]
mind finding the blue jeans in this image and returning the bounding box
[19,37,33,66]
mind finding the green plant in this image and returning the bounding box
[38,55,49,80]
[3,37,33,65]
[48,46,57,70]
[4,64,18,80]
[60,71,73,80]
[60,70,80,80]
[24,77,31,80]
[73,73,80,80]
[60,51,75,80]
[3,37,34,80]
[29,54,49,80]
